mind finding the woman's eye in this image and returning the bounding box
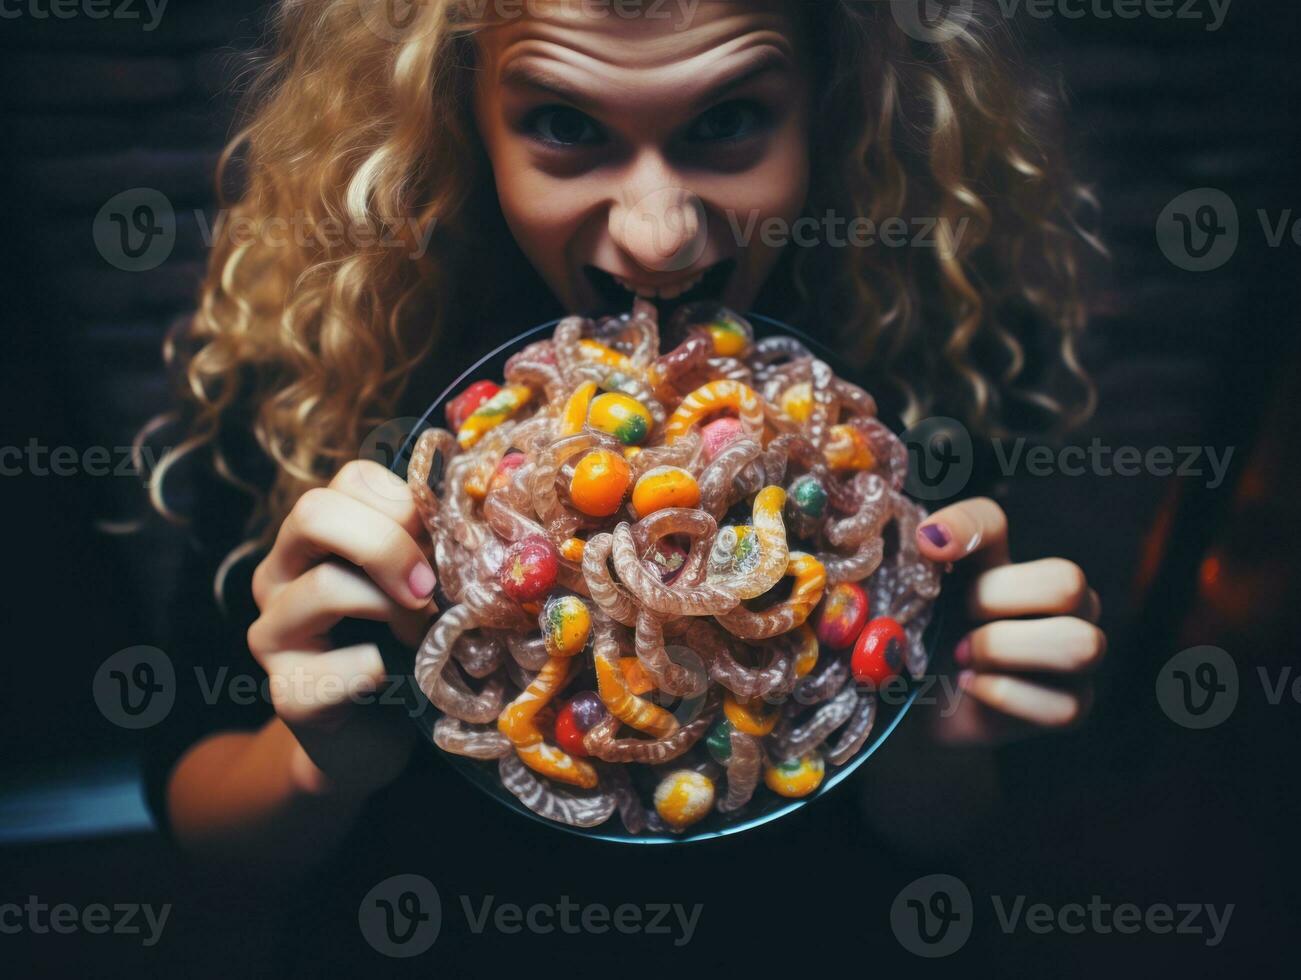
[525,106,604,147]
[687,101,768,143]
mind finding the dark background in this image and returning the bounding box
[2,1,1298,975]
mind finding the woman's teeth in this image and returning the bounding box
[612,270,705,300]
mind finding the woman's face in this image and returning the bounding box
[472,0,811,321]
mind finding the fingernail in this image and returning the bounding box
[957,669,975,690]
[919,522,951,548]
[954,635,971,667]
[408,562,436,599]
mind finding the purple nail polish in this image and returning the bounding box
[957,669,975,690]
[920,523,950,548]
[954,636,971,667]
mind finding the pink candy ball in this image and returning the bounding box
[701,417,744,461]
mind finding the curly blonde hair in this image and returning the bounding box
[144,0,1099,580]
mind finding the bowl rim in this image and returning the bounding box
[381,311,941,845]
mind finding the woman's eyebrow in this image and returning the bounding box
[498,47,792,114]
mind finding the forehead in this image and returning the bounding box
[473,1,805,104]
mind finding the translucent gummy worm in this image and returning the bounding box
[664,380,764,445]
[581,532,640,627]
[413,604,478,712]
[592,617,680,738]
[406,427,459,537]
[683,619,795,701]
[434,715,512,760]
[635,610,708,698]
[705,485,791,601]
[715,551,827,640]
[611,522,738,617]
[582,705,715,764]
[717,728,762,813]
[826,694,877,766]
[629,506,718,589]
[699,439,764,520]
[498,655,599,788]
[498,752,616,828]
[771,684,858,760]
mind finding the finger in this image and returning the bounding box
[254,487,435,609]
[956,617,1106,675]
[915,497,1010,568]
[1080,588,1102,625]
[931,690,1038,746]
[957,671,1092,729]
[248,561,432,657]
[264,644,389,733]
[329,460,425,542]
[966,558,1091,620]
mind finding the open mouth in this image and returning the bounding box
[584,258,735,322]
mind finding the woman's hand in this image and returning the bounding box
[914,497,1106,745]
[248,460,436,798]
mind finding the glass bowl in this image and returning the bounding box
[368,313,948,844]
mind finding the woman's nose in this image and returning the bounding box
[607,156,708,274]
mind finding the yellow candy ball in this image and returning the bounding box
[631,466,701,517]
[779,382,813,422]
[540,595,592,657]
[705,321,748,358]
[653,770,715,829]
[764,754,826,798]
[723,692,780,736]
[587,392,652,445]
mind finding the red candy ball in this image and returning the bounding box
[446,380,501,432]
[554,705,588,757]
[499,535,559,603]
[851,616,907,687]
[701,417,744,461]
[814,582,869,649]
[555,692,606,757]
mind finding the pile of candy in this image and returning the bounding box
[406,300,941,834]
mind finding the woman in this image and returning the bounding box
[144,0,1105,968]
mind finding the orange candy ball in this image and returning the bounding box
[631,466,700,517]
[569,448,632,517]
